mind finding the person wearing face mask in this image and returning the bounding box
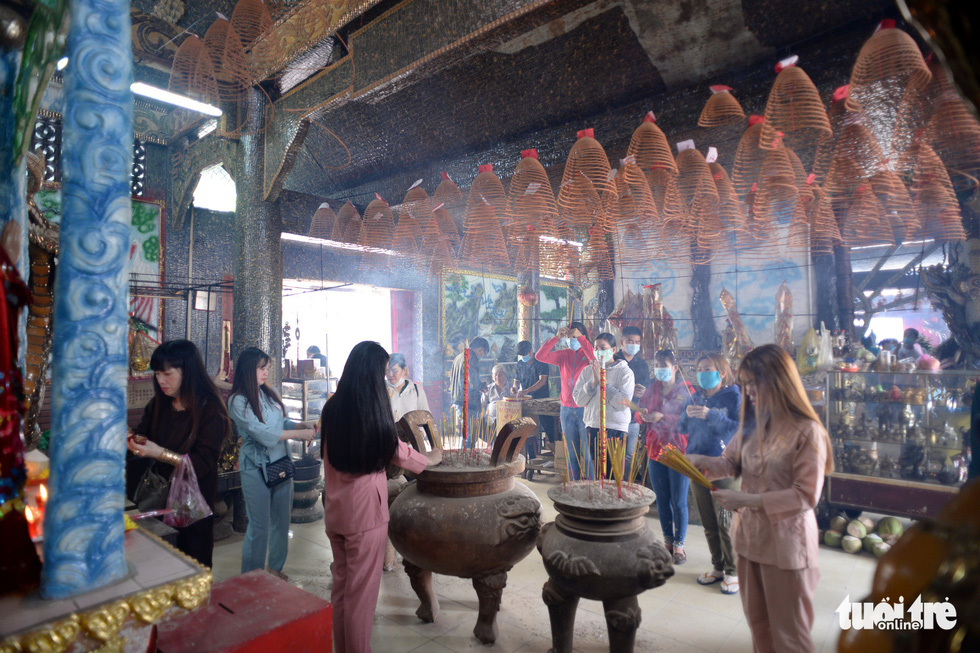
[537,322,596,480]
[514,341,555,442]
[894,327,923,361]
[677,352,742,595]
[572,333,634,480]
[386,353,429,422]
[620,326,650,480]
[481,364,515,425]
[635,349,695,565]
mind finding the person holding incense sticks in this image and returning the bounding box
[537,322,595,480]
[573,333,634,480]
[450,337,489,442]
[320,341,443,652]
[636,349,695,565]
[687,344,832,653]
[677,352,741,594]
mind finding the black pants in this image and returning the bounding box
[175,515,215,568]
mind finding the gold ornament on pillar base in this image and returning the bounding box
[517,286,538,343]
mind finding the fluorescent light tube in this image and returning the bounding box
[131,82,223,116]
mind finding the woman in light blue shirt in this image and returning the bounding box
[230,347,316,578]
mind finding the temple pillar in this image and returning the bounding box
[232,89,283,386]
[42,0,132,599]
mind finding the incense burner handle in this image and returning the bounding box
[490,417,538,466]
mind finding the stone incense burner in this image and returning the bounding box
[388,411,542,644]
[538,482,674,652]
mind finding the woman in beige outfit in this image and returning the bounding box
[688,344,832,653]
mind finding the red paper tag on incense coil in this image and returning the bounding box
[577,128,594,139]
[833,85,850,102]
[478,164,492,173]
[713,171,724,180]
[876,18,896,32]
[750,183,758,193]
[710,85,733,93]
[748,115,765,126]
[441,171,450,180]
[806,173,816,185]
[375,193,384,202]
[521,149,538,159]
[643,111,656,123]
[432,202,445,211]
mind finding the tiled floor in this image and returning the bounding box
[211,476,877,652]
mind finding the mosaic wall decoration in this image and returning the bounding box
[539,282,570,341]
[34,190,165,334]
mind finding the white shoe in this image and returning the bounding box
[697,569,723,585]
[721,575,739,595]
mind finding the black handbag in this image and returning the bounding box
[134,462,171,512]
[262,455,295,488]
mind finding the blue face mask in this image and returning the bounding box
[518,355,531,363]
[653,367,673,382]
[624,343,641,356]
[568,338,581,351]
[697,371,722,390]
[903,338,915,348]
[596,349,614,363]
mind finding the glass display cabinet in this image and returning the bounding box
[282,378,330,422]
[824,370,974,518]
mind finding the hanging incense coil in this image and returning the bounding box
[692,176,725,254]
[698,86,745,128]
[230,0,274,49]
[842,186,891,247]
[464,165,507,233]
[753,146,800,224]
[870,170,917,244]
[908,143,966,241]
[613,159,658,229]
[617,222,653,270]
[925,92,980,190]
[432,206,460,248]
[332,201,359,241]
[731,119,768,199]
[785,147,808,188]
[675,148,720,226]
[541,222,580,281]
[760,65,832,150]
[507,151,558,273]
[426,233,458,278]
[627,113,677,174]
[891,58,954,164]
[710,162,747,238]
[811,87,852,185]
[460,201,510,269]
[168,35,219,106]
[646,166,683,222]
[823,114,886,201]
[400,186,434,233]
[202,18,250,93]
[359,198,396,270]
[391,211,423,259]
[558,129,614,236]
[847,25,932,114]
[806,185,843,253]
[434,172,465,238]
[583,228,614,281]
[308,203,336,240]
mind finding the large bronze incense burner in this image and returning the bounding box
[388,411,541,644]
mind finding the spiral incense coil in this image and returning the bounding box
[786,199,814,254]
[391,211,423,259]
[308,203,336,240]
[169,35,219,106]
[925,92,980,188]
[434,172,465,237]
[891,58,954,164]
[692,176,726,254]
[332,201,362,254]
[909,143,966,241]
[842,186,891,247]
[465,165,507,225]
[425,230,457,278]
[731,119,768,199]
[870,170,917,244]
[760,65,832,150]
[401,186,435,233]
[785,147,808,188]
[359,198,396,270]
[460,201,510,269]
[419,210,445,259]
[675,150,720,245]
[202,17,250,92]
[811,87,852,185]
[710,162,747,237]
[805,185,843,253]
[847,25,932,114]
[753,146,800,224]
[558,129,614,239]
[613,160,658,229]
[627,113,677,174]
[541,223,580,280]
[230,0,274,49]
[506,151,558,271]
[824,115,886,201]
[558,173,603,237]
[646,166,682,223]
[698,86,745,128]
[617,222,653,270]
[583,229,615,281]
[432,206,460,247]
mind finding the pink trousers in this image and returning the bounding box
[327,523,388,653]
[737,555,820,653]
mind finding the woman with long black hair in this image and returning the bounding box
[127,340,232,566]
[230,347,316,577]
[320,341,441,652]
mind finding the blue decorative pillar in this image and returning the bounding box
[42,0,133,599]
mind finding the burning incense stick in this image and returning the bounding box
[659,445,714,490]
[463,346,470,447]
[599,365,607,486]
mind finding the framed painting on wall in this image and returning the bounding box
[442,271,519,360]
[34,189,166,338]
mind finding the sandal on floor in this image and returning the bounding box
[721,575,739,595]
[697,569,724,585]
[672,545,687,565]
[266,567,289,582]
[664,537,674,555]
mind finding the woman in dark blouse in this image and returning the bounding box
[127,340,232,566]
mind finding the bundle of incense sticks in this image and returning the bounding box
[658,445,715,490]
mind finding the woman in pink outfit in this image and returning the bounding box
[320,341,442,652]
[688,344,832,653]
